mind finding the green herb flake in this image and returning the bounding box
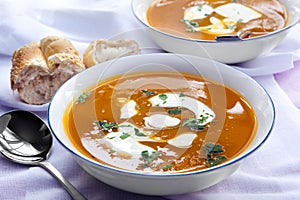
[189,21,199,27]
[204,143,227,167]
[179,93,185,97]
[197,5,202,11]
[159,94,168,104]
[109,149,116,153]
[226,24,236,30]
[198,112,210,123]
[142,90,156,96]
[180,19,199,33]
[237,18,243,23]
[168,108,182,115]
[76,92,90,103]
[186,28,196,33]
[142,150,160,162]
[120,132,131,140]
[96,120,119,131]
[182,118,206,131]
[141,150,161,168]
[118,124,132,128]
[204,143,224,155]
[162,164,172,169]
[134,128,146,137]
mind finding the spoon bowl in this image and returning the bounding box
[0,110,87,200]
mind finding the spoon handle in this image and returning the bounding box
[39,160,87,200]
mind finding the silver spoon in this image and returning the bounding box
[0,110,87,200]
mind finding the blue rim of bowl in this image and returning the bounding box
[131,0,300,44]
[48,53,275,177]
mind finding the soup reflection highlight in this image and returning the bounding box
[63,72,257,173]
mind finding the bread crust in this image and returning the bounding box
[10,36,85,105]
[39,36,60,52]
[83,39,141,68]
[41,36,80,59]
[10,41,48,90]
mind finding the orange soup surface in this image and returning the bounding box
[64,72,257,173]
[147,0,288,40]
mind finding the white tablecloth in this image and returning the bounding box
[1,1,300,199]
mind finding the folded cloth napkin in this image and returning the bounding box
[275,60,300,108]
[1,0,300,200]
[0,0,142,55]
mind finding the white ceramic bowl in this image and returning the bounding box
[48,53,275,195]
[132,0,300,64]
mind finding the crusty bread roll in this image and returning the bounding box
[83,39,141,67]
[11,42,48,91]
[40,36,80,59]
[10,36,85,105]
[39,36,60,52]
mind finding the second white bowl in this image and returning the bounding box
[132,0,300,64]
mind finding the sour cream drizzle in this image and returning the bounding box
[183,3,262,35]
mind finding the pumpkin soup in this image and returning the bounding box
[63,72,257,173]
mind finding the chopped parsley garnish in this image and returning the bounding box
[186,28,196,33]
[181,19,199,27]
[134,128,146,137]
[142,90,156,96]
[179,92,185,97]
[204,143,227,167]
[183,112,213,131]
[162,164,172,169]
[120,132,131,140]
[141,150,161,168]
[168,108,182,115]
[226,24,236,30]
[109,149,116,153]
[158,93,168,104]
[204,143,224,155]
[96,121,131,131]
[182,118,206,131]
[181,19,199,32]
[199,112,213,123]
[118,124,132,128]
[237,18,243,23]
[198,5,202,11]
[95,120,119,131]
[76,92,90,103]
